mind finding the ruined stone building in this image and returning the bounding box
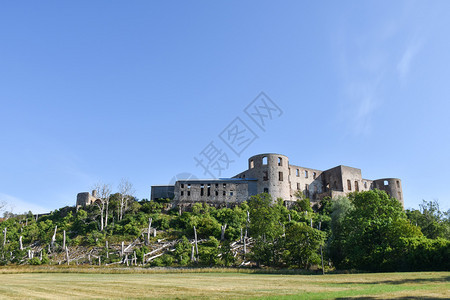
[76,190,99,208]
[151,153,403,208]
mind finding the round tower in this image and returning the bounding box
[246,153,290,201]
[372,178,403,206]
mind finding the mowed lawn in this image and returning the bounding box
[0,270,448,299]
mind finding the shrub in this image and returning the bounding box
[29,257,42,265]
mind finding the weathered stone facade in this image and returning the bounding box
[150,153,403,207]
[76,190,99,208]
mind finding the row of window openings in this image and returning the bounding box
[381,180,400,188]
[180,183,228,189]
[180,190,234,196]
[261,170,317,181]
[295,169,316,179]
[346,180,373,191]
[346,180,399,191]
[274,171,316,181]
[250,156,282,169]
[296,183,309,191]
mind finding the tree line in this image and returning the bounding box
[0,188,448,271]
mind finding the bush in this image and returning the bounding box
[151,254,174,267]
[29,257,42,265]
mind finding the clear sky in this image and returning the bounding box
[1,1,449,214]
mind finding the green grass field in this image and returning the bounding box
[0,268,448,299]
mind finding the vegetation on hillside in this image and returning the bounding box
[0,189,448,271]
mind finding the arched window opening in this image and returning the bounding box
[262,156,268,165]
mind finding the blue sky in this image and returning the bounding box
[1,1,449,214]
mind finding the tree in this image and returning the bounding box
[327,196,354,267]
[284,222,325,269]
[118,179,134,221]
[406,200,450,240]
[248,193,282,239]
[173,236,192,266]
[93,183,111,231]
[199,236,220,266]
[247,193,284,267]
[294,191,313,214]
[336,190,422,271]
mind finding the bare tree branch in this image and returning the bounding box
[0,200,6,212]
[118,179,134,221]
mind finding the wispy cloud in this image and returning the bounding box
[397,40,422,83]
[334,27,387,136]
[334,7,425,136]
[347,80,381,135]
[0,193,50,214]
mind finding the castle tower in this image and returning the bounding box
[372,178,403,206]
[245,153,290,201]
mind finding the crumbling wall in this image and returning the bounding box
[76,190,98,208]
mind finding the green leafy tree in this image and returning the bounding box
[199,236,220,266]
[337,190,421,271]
[248,193,284,266]
[173,236,192,266]
[248,193,282,239]
[284,222,325,269]
[406,200,450,240]
[328,196,354,267]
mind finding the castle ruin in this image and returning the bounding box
[76,190,99,208]
[151,153,403,208]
